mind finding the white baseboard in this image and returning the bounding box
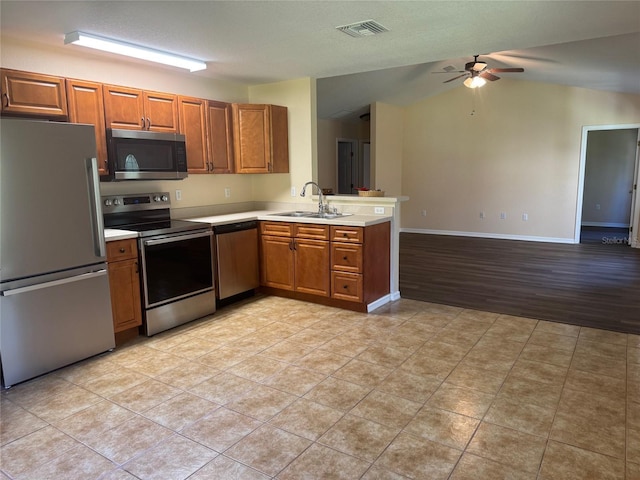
[367,294,392,312]
[390,291,401,301]
[400,228,575,244]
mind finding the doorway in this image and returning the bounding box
[337,139,359,194]
[576,125,640,247]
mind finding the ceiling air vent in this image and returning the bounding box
[336,20,389,38]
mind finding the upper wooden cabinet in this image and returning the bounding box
[178,97,234,174]
[66,79,108,176]
[0,69,67,118]
[207,100,234,174]
[178,96,209,173]
[232,104,289,174]
[104,85,178,132]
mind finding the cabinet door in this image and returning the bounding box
[208,100,234,173]
[260,235,294,290]
[104,85,145,130]
[66,79,108,175]
[0,69,67,118]
[270,105,289,173]
[108,258,142,333]
[232,103,271,173]
[178,96,209,173]
[144,91,178,132]
[294,238,330,297]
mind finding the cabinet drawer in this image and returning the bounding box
[260,221,293,237]
[330,226,363,244]
[295,223,329,240]
[331,272,363,303]
[331,243,363,273]
[106,239,138,262]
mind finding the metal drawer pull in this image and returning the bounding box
[119,247,126,253]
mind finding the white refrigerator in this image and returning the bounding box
[0,118,115,387]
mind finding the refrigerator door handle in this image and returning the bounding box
[1,270,108,296]
[86,157,106,258]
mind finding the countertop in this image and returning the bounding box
[104,210,392,241]
[189,210,392,227]
[104,229,139,241]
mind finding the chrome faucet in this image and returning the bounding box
[300,181,327,214]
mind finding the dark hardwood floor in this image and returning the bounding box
[399,232,640,334]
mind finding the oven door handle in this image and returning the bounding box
[142,230,213,247]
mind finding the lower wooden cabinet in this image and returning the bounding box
[259,221,390,310]
[330,223,390,305]
[106,239,142,333]
[260,222,330,297]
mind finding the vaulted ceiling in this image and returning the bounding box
[1,1,639,120]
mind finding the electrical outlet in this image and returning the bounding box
[175,189,182,201]
[224,188,231,198]
[420,209,427,217]
[522,213,528,221]
[375,207,385,215]
[291,186,296,197]
[500,212,507,220]
[480,212,485,219]
[596,204,601,210]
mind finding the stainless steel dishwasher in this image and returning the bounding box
[213,221,260,300]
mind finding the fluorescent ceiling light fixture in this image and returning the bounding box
[64,31,206,72]
[464,76,486,88]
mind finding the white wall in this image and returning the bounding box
[371,102,404,196]
[248,77,317,207]
[397,79,640,242]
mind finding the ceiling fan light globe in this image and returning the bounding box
[464,76,486,88]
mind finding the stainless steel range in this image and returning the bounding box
[102,192,215,336]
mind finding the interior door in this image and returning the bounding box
[629,130,640,246]
[579,127,638,245]
[337,139,358,194]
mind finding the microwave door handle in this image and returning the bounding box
[86,157,106,258]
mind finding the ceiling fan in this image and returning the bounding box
[439,55,524,88]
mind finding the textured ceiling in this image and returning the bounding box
[1,1,639,119]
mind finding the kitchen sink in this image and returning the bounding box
[271,211,353,219]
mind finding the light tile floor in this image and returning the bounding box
[1,296,638,479]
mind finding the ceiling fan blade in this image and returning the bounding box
[486,67,524,73]
[443,73,468,84]
[479,72,500,81]
[432,71,465,74]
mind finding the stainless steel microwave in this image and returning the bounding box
[104,129,188,181]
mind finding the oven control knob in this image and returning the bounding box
[104,199,112,206]
[153,195,161,202]
[113,199,122,205]
[161,195,169,202]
